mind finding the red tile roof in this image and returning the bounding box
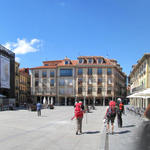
[30,66,57,70]
[30,57,126,76]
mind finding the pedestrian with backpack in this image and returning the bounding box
[72,100,85,135]
[104,100,116,134]
[116,100,124,128]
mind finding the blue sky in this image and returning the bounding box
[1,0,150,75]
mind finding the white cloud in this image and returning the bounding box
[3,38,41,55]
[4,42,11,50]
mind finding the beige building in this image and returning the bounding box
[30,56,126,105]
[15,62,20,105]
[128,53,150,109]
[19,68,31,104]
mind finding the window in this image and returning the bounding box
[50,79,54,86]
[43,88,47,93]
[107,68,112,75]
[88,68,92,75]
[88,78,92,84]
[78,68,83,75]
[35,71,39,78]
[107,78,112,84]
[59,79,65,86]
[107,87,112,94]
[35,80,39,87]
[42,71,47,78]
[98,58,103,64]
[79,59,83,64]
[43,79,47,87]
[60,69,72,76]
[66,79,73,86]
[66,87,73,95]
[78,87,82,94]
[59,88,65,95]
[45,64,48,66]
[78,78,83,85]
[97,68,102,75]
[97,87,102,94]
[88,58,92,63]
[65,61,69,64]
[50,71,55,77]
[88,87,92,94]
[98,78,102,84]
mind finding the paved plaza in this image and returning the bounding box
[102,106,145,150]
[0,106,146,150]
[0,106,106,150]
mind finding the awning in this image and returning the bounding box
[136,88,150,96]
[127,89,150,99]
[127,93,141,98]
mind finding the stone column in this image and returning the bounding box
[94,97,96,106]
[58,97,60,106]
[51,97,53,105]
[48,97,50,105]
[84,96,86,106]
[65,97,67,106]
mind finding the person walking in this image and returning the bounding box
[73,100,84,135]
[36,101,42,117]
[116,100,124,128]
[104,100,116,134]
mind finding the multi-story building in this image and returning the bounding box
[19,68,31,104]
[15,62,20,105]
[128,53,150,109]
[0,45,15,106]
[30,56,127,105]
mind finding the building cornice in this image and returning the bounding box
[129,53,150,77]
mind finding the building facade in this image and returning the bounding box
[0,45,15,106]
[19,68,31,104]
[30,56,127,105]
[15,62,20,105]
[128,53,150,109]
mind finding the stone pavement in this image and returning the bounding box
[0,105,145,150]
[101,105,145,150]
[0,106,106,150]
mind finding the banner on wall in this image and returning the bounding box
[0,55,10,89]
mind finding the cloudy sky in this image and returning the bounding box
[1,0,150,75]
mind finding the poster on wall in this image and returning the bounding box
[0,55,10,89]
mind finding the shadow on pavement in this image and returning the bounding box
[83,131,100,134]
[123,125,136,128]
[114,130,131,135]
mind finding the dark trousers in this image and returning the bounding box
[37,110,41,116]
[117,113,122,127]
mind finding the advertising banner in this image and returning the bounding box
[0,55,10,89]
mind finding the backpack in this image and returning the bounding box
[119,103,124,112]
[107,106,116,118]
[75,103,83,118]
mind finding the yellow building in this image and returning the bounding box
[19,68,31,105]
[15,62,20,105]
[128,53,150,109]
